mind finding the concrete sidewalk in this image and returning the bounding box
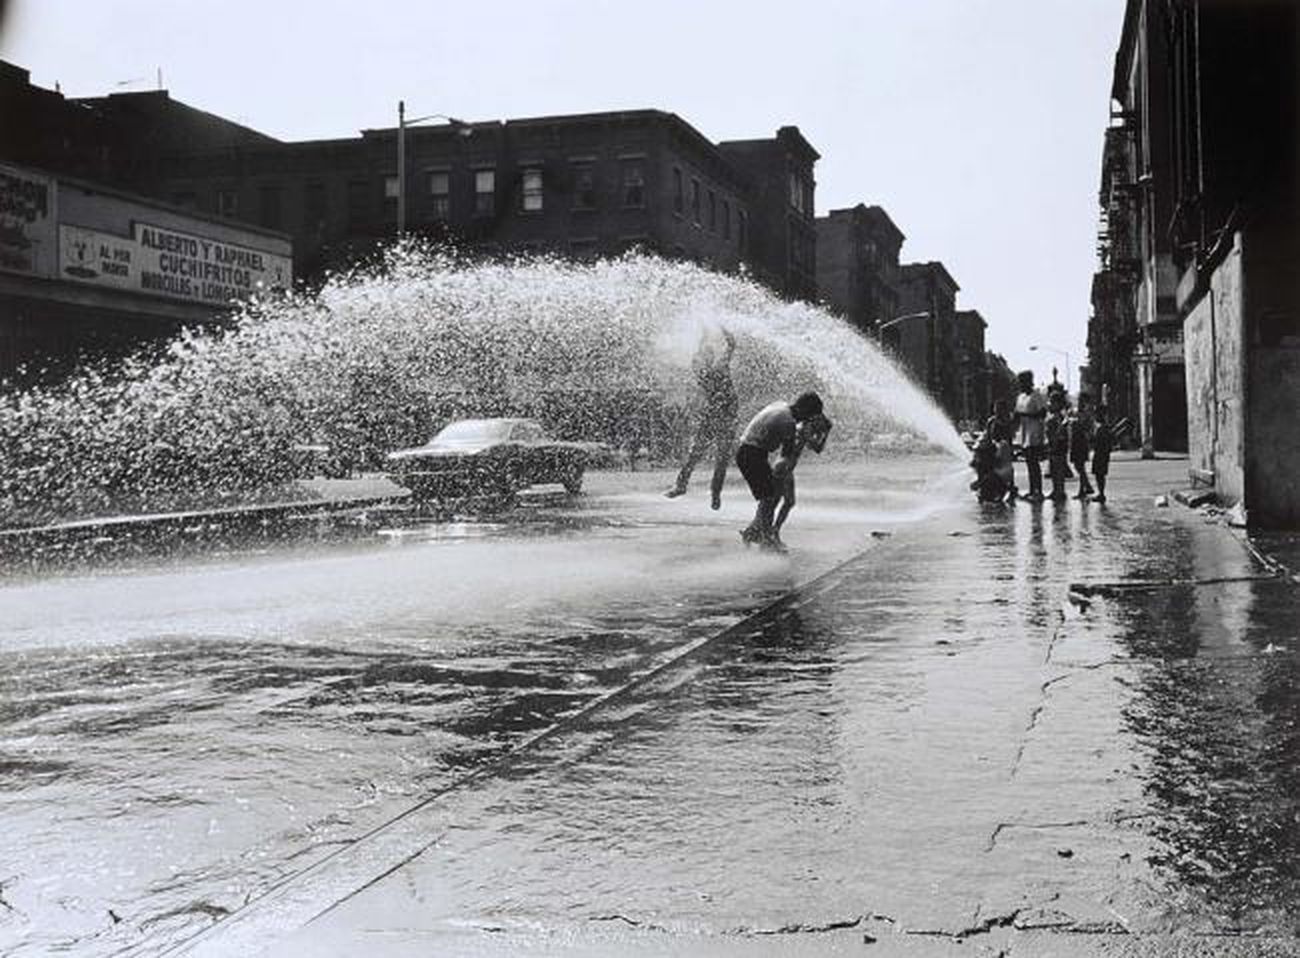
[178,454,1300,957]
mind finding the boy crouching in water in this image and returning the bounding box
[771,410,832,549]
[735,391,825,551]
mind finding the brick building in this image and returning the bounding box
[153,110,765,284]
[1089,0,1298,524]
[1088,1,1187,455]
[4,61,820,300]
[814,203,903,336]
[891,261,960,418]
[953,309,989,426]
[0,60,276,192]
[1164,0,1298,524]
[717,127,820,301]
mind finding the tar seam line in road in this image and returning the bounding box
[165,537,892,956]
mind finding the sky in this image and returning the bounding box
[1,0,1123,390]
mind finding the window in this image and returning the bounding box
[622,161,644,207]
[789,172,804,214]
[384,175,400,200]
[722,200,731,239]
[304,182,327,230]
[691,178,701,224]
[171,191,196,210]
[429,171,450,219]
[672,167,683,214]
[217,189,239,218]
[707,190,716,231]
[521,168,543,212]
[474,169,495,216]
[572,164,596,210]
[738,210,748,251]
[259,185,282,230]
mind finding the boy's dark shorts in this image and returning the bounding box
[736,443,775,500]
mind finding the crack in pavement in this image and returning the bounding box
[986,812,1159,852]
[1069,574,1280,598]
[986,819,1090,852]
[906,906,1024,939]
[1009,703,1045,779]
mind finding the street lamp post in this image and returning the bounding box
[397,101,470,235]
[876,310,930,334]
[1029,344,1071,393]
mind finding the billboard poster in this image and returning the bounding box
[60,225,136,290]
[58,221,291,307]
[0,163,56,277]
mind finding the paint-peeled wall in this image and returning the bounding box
[1183,234,1247,505]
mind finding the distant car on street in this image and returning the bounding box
[385,418,598,500]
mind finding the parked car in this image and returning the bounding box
[385,418,597,500]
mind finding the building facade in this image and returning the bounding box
[3,59,819,301]
[0,160,292,384]
[717,127,820,302]
[1090,0,1298,524]
[814,204,903,337]
[892,261,960,419]
[2,59,829,380]
[1164,0,1299,525]
[153,110,765,284]
[1089,0,1188,455]
[953,309,989,426]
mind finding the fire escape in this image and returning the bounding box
[1090,112,1142,419]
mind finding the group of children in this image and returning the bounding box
[970,380,1114,505]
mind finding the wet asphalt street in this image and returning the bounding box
[0,457,955,956]
[172,454,1300,958]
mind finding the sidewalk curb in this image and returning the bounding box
[0,494,406,556]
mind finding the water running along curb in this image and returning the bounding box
[166,535,895,957]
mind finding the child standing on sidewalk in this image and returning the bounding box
[1092,406,1114,503]
[1067,393,1094,500]
[1045,390,1070,502]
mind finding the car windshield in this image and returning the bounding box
[431,420,515,444]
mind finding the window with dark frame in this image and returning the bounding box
[673,167,683,214]
[622,161,645,208]
[738,209,747,251]
[691,178,700,224]
[707,190,716,231]
[217,189,239,218]
[572,164,596,210]
[722,200,730,239]
[521,168,544,212]
[474,169,495,217]
[429,171,450,219]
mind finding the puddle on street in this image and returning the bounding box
[0,461,959,956]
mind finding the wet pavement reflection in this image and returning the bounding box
[0,460,960,956]
[7,456,1300,956]
[261,456,1300,956]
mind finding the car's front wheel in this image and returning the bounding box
[561,464,585,495]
